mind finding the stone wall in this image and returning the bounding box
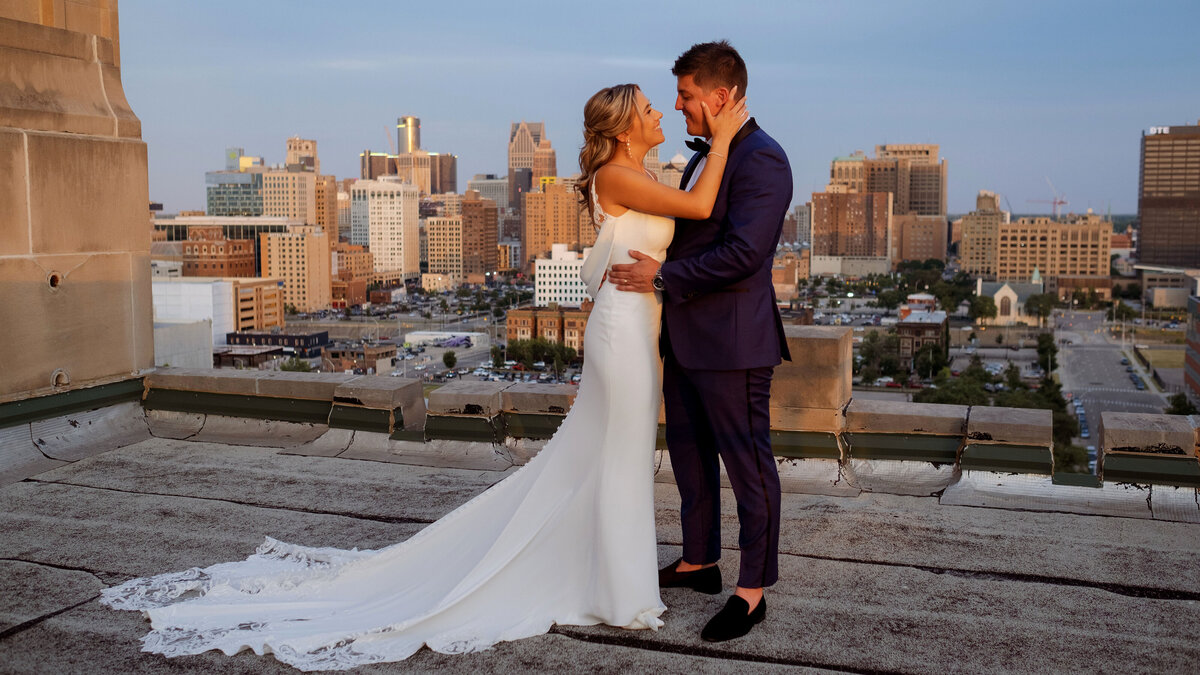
[0,2,152,403]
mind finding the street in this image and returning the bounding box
[1055,310,1168,443]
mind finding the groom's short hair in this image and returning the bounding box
[672,40,747,99]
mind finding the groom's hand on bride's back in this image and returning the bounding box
[611,250,660,293]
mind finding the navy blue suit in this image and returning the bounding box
[659,118,792,589]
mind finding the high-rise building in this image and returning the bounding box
[152,277,285,346]
[397,116,420,154]
[350,177,421,280]
[331,242,375,281]
[285,137,319,173]
[522,183,582,272]
[462,190,499,278]
[467,173,509,210]
[643,147,662,182]
[961,208,1112,298]
[263,169,317,224]
[659,151,688,188]
[426,216,463,283]
[336,190,351,242]
[182,225,255,277]
[535,244,590,307]
[811,192,892,258]
[360,150,391,180]
[1138,122,1200,267]
[784,203,812,245]
[259,225,332,313]
[890,214,948,268]
[206,169,264,216]
[315,174,337,247]
[430,152,457,194]
[829,144,947,216]
[533,138,557,186]
[509,121,545,207]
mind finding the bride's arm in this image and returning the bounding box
[595,93,746,220]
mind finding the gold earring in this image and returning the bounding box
[625,139,634,161]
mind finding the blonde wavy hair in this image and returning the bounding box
[577,83,640,224]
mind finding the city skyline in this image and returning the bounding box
[121,0,1200,215]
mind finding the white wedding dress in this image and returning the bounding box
[101,188,676,671]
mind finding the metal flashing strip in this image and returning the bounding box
[1103,453,1200,488]
[0,378,144,430]
[1052,472,1104,488]
[961,442,1053,475]
[142,389,331,425]
[844,432,960,464]
[328,404,395,435]
[771,430,841,460]
[501,412,565,440]
[423,414,498,444]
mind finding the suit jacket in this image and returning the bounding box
[659,118,793,371]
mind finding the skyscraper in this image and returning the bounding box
[467,173,509,210]
[263,169,317,225]
[1138,121,1200,267]
[259,225,331,312]
[521,182,580,273]
[811,192,892,258]
[397,116,420,154]
[829,144,947,216]
[350,177,421,281]
[426,216,463,282]
[509,121,545,208]
[285,137,319,173]
[462,190,499,278]
[532,138,557,186]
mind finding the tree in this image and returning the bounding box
[1164,393,1199,416]
[1110,301,1136,322]
[442,350,457,370]
[1036,333,1058,373]
[969,296,998,322]
[491,345,505,368]
[995,333,1004,345]
[914,343,948,380]
[280,356,312,372]
[1024,293,1057,327]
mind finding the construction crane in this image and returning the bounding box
[384,125,396,155]
[1026,176,1068,219]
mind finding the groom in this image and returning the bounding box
[611,40,792,642]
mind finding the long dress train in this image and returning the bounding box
[101,196,676,671]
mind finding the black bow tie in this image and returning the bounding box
[685,138,710,155]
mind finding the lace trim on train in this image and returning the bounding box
[99,537,374,611]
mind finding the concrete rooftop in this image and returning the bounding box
[3,420,1199,674]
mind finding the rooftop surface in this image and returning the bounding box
[3,418,1199,673]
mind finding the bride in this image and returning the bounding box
[101,84,747,671]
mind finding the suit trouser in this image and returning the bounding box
[662,348,780,589]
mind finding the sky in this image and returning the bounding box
[119,0,1200,215]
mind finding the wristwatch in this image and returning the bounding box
[651,269,665,292]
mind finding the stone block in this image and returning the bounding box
[0,254,144,400]
[337,376,424,410]
[501,383,577,414]
[427,381,510,416]
[255,371,352,401]
[967,406,1052,447]
[145,368,260,396]
[0,40,113,136]
[0,130,29,256]
[845,399,968,436]
[27,133,148,253]
[772,326,852,409]
[1100,412,1196,456]
[770,405,844,434]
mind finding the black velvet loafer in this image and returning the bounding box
[701,595,766,642]
[657,557,722,594]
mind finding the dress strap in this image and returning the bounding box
[589,179,611,226]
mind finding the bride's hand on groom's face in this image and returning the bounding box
[704,86,747,143]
